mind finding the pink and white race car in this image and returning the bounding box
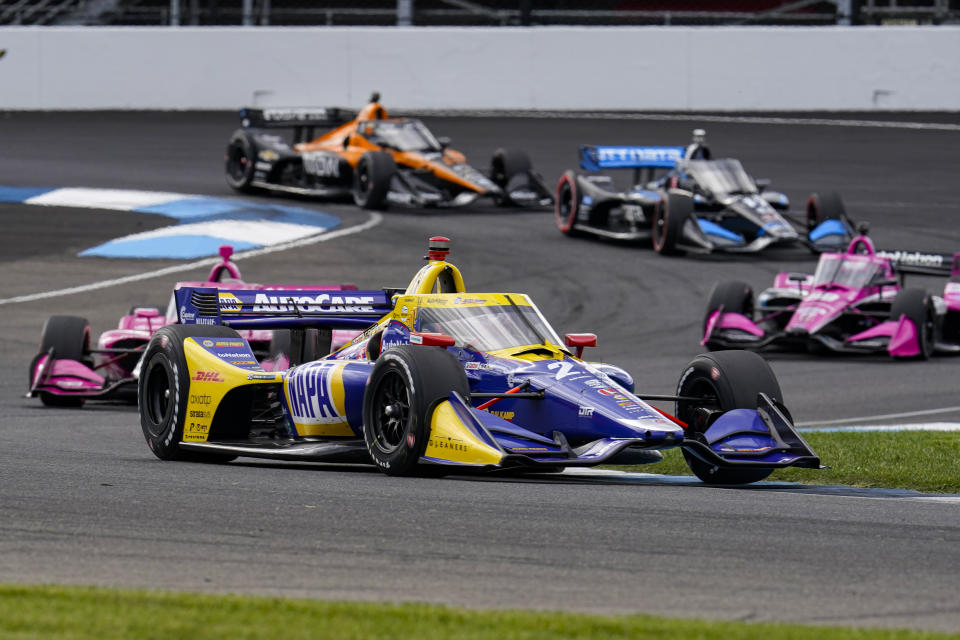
[27,246,357,407]
[702,233,960,359]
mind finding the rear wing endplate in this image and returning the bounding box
[579,145,684,171]
[175,286,393,330]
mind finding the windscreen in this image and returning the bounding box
[813,255,882,289]
[416,299,562,352]
[364,119,440,152]
[685,159,757,197]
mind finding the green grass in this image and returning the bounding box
[1,584,957,640]
[617,431,960,493]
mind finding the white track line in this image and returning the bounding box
[0,212,383,306]
[796,405,960,428]
[407,110,960,132]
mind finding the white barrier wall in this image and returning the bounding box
[1,26,958,111]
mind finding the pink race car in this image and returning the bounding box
[27,246,357,407]
[702,232,960,359]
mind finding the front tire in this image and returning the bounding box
[36,315,91,407]
[362,345,469,476]
[890,288,936,360]
[652,189,692,255]
[676,350,781,485]
[703,281,754,349]
[352,151,396,210]
[139,324,241,461]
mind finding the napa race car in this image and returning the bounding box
[702,231,960,359]
[225,93,552,210]
[138,236,820,485]
[27,246,356,407]
[555,144,853,255]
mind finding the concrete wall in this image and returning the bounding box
[1,26,958,111]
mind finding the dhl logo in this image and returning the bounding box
[193,370,224,383]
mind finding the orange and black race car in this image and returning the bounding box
[225,93,553,210]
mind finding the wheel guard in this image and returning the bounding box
[421,392,675,469]
[681,393,820,470]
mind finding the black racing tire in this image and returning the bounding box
[889,288,936,360]
[36,315,92,407]
[703,281,755,349]
[676,350,782,485]
[554,172,582,237]
[225,129,259,192]
[139,324,241,462]
[352,151,396,210]
[806,191,845,233]
[362,345,469,476]
[652,189,692,256]
[490,148,532,190]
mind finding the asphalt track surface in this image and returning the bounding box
[1,111,959,631]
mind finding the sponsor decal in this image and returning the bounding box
[197,318,216,325]
[547,361,576,380]
[219,292,243,312]
[216,340,245,347]
[597,146,682,164]
[247,373,279,381]
[258,150,279,161]
[710,367,721,380]
[179,306,195,322]
[428,436,468,453]
[489,410,514,420]
[216,351,252,359]
[410,334,423,345]
[189,394,212,405]
[464,362,494,371]
[252,293,377,313]
[202,340,214,347]
[578,406,595,417]
[453,297,486,305]
[192,371,224,383]
[286,363,343,423]
[877,250,944,268]
[189,409,211,419]
[261,107,334,122]
[229,360,258,366]
[159,335,169,348]
[302,151,341,178]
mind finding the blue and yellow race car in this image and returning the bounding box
[138,237,820,484]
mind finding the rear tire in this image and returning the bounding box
[676,350,781,485]
[225,129,258,192]
[652,189,691,255]
[890,288,935,360]
[554,172,582,237]
[703,281,754,349]
[37,315,91,407]
[362,345,469,476]
[352,151,396,210]
[490,148,531,189]
[139,324,241,462]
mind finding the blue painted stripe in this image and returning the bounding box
[696,218,743,243]
[0,186,56,202]
[80,235,261,259]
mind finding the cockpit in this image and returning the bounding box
[415,295,562,352]
[360,119,442,153]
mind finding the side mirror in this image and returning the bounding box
[437,136,451,150]
[873,277,898,288]
[564,333,597,359]
[755,178,771,191]
[410,332,456,347]
[786,273,808,283]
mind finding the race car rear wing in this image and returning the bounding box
[579,145,685,171]
[239,107,356,143]
[877,250,960,278]
[175,286,393,330]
